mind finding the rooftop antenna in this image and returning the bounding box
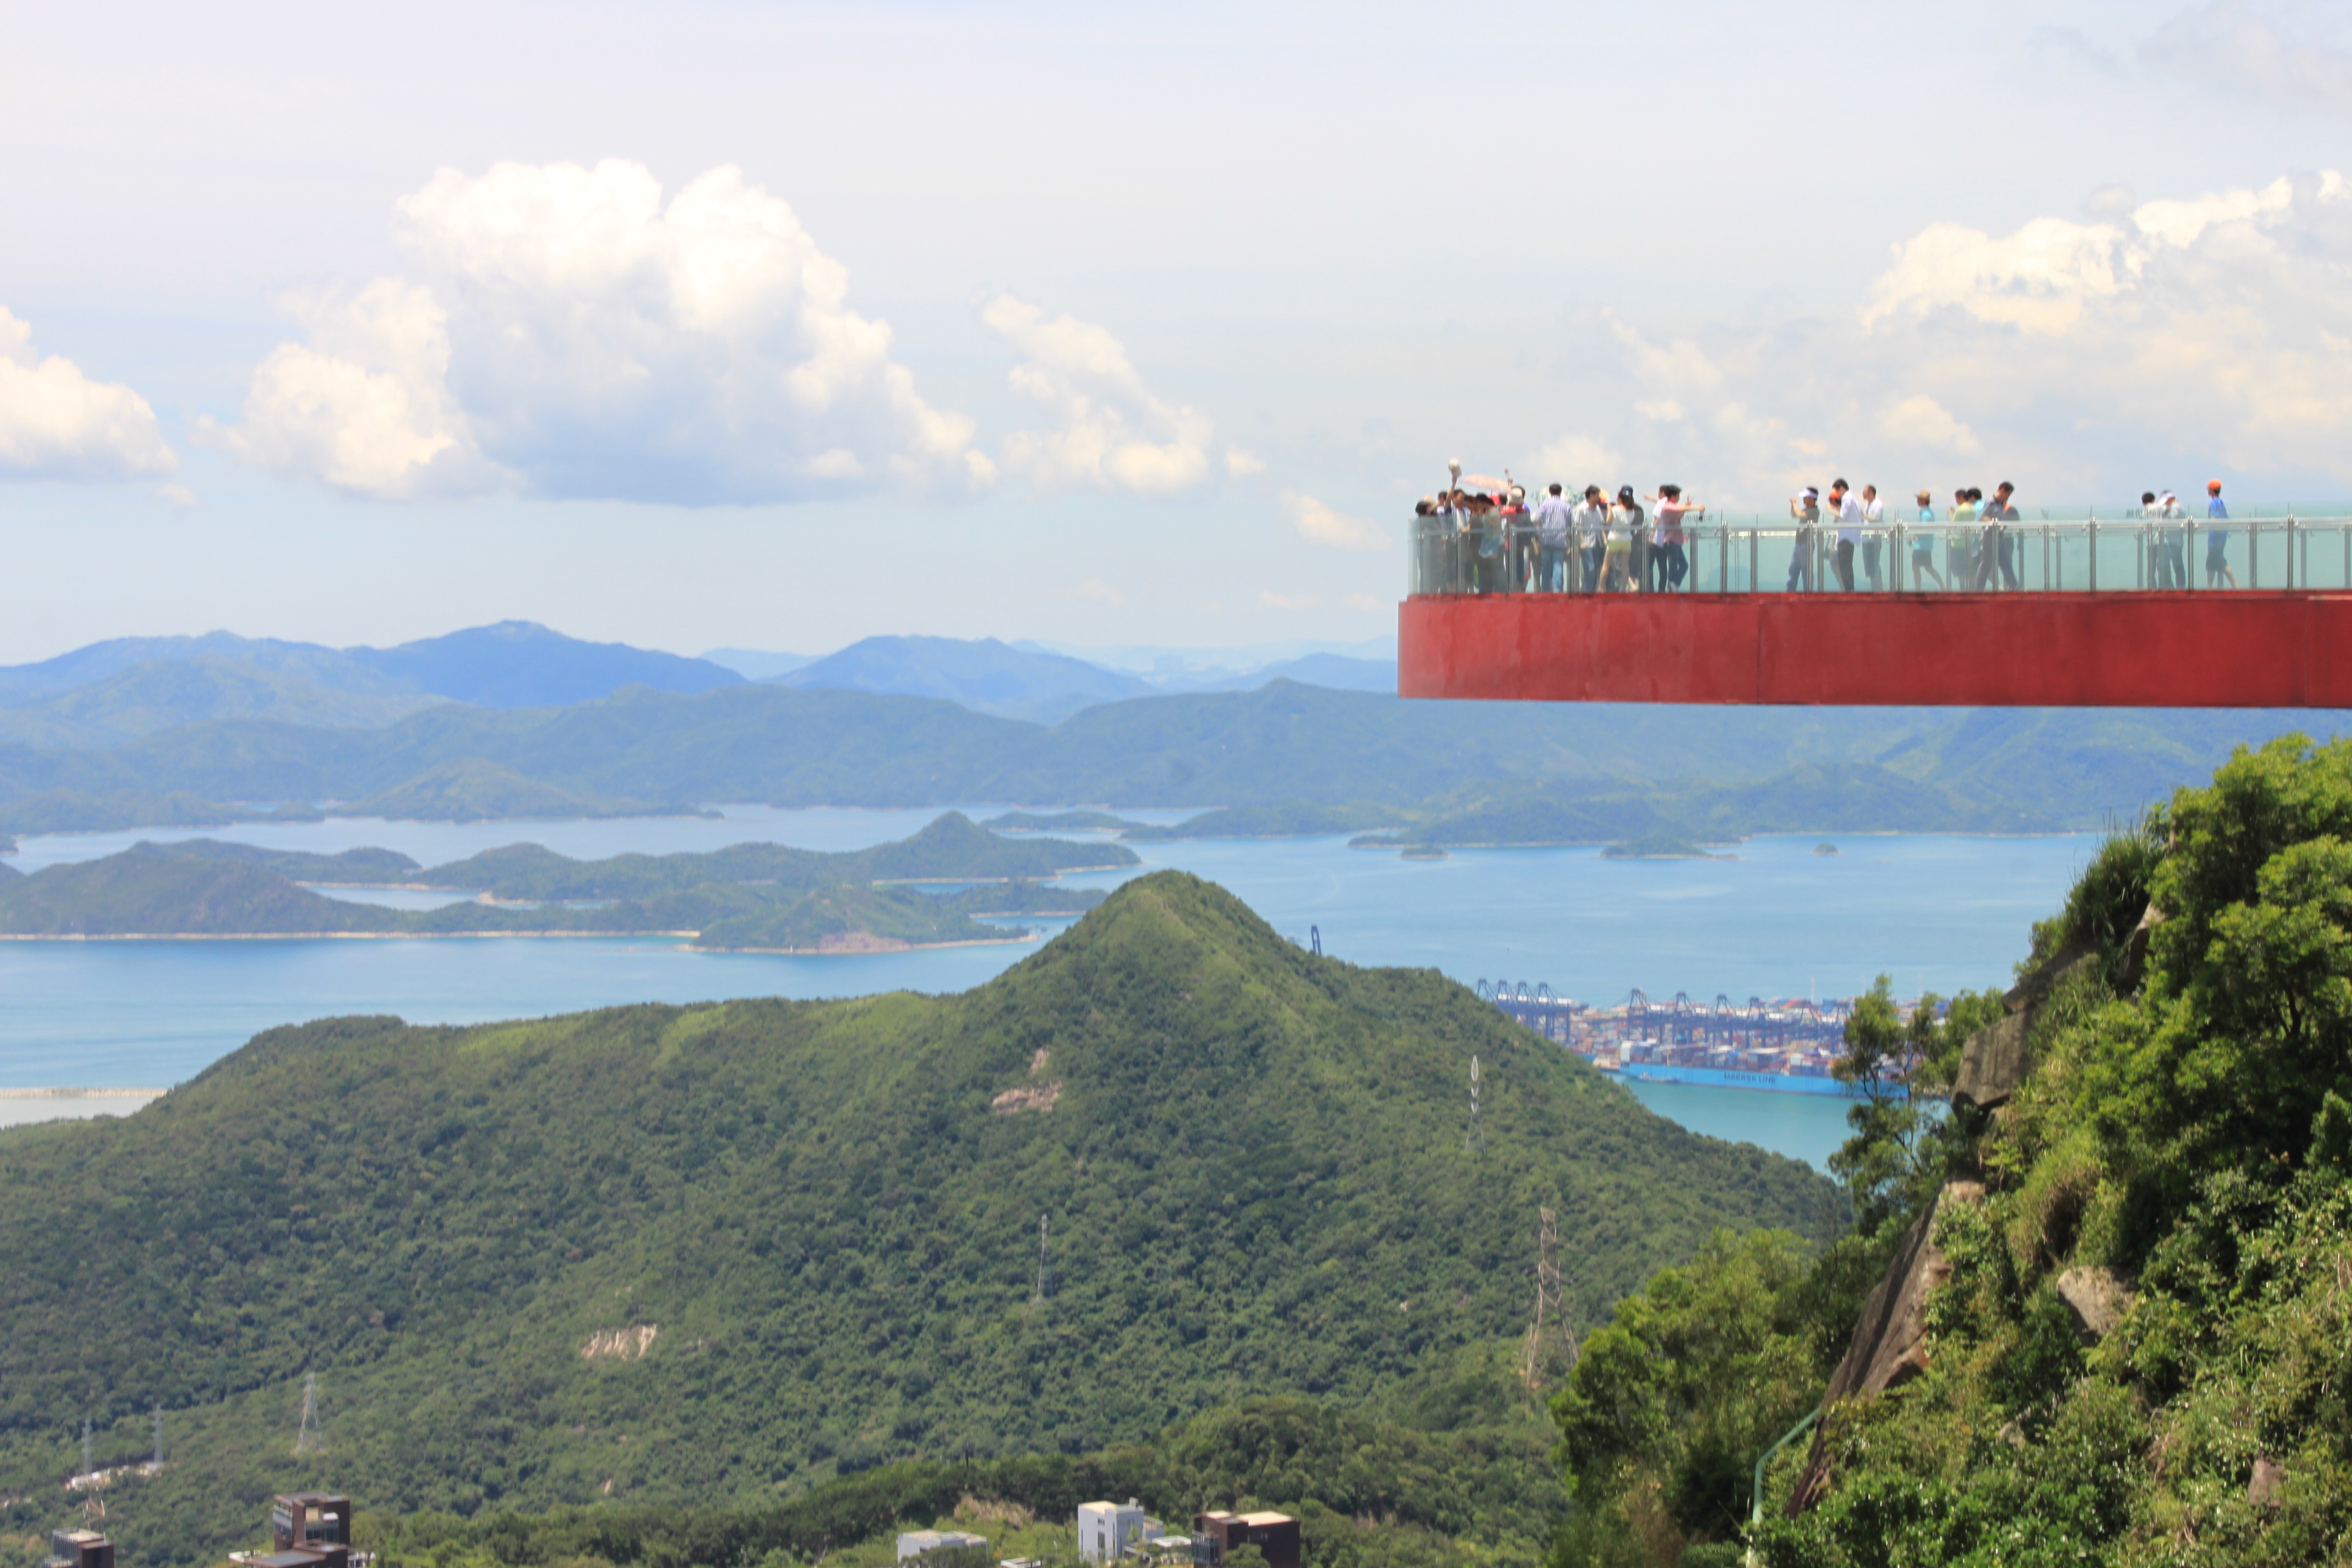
[1467,1055,1484,1155]
[1520,1206,1574,1392]
[294,1372,318,1456]
[1033,1216,1050,1304]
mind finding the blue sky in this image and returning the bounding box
[3,0,2350,660]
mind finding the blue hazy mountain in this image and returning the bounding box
[0,656,451,749]
[343,621,743,707]
[1179,653,1396,694]
[701,647,820,681]
[773,635,1156,722]
[0,623,745,743]
[0,632,408,704]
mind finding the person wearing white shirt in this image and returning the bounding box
[1649,485,1702,592]
[1826,479,1864,591]
[1572,487,1610,591]
[1859,485,1886,591]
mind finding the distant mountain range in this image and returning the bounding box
[0,626,1396,747]
[0,621,2339,846]
[720,635,1397,721]
[0,623,746,748]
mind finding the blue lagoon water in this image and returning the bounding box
[0,808,2100,1171]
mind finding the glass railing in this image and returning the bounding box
[1408,515,2352,596]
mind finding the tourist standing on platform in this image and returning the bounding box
[1575,485,1610,591]
[1992,482,2023,589]
[1607,487,1643,591]
[1827,480,1862,591]
[1910,491,1946,589]
[1534,483,1575,593]
[2141,492,2183,589]
[1788,487,1820,591]
[1974,483,2019,590]
[1651,485,1699,591]
[1504,483,1533,591]
[2159,490,2191,589]
[1950,489,1978,587]
[2206,480,2237,588]
[1861,485,1886,591]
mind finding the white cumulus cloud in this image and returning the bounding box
[1524,432,1624,488]
[1282,491,1387,551]
[0,308,176,482]
[1876,394,1981,456]
[983,295,1217,497]
[206,280,489,497]
[218,160,990,503]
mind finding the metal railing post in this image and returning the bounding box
[1746,1402,1825,1564]
[2088,520,2097,592]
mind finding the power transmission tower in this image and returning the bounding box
[293,1373,318,1456]
[82,1417,92,1477]
[1033,1216,1051,1304]
[1520,1207,1575,1392]
[1466,1055,1484,1154]
[152,1405,163,1469]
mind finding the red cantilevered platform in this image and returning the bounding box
[1399,591,2352,707]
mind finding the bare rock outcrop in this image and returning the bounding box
[2052,1266,2132,1342]
[2249,1454,2285,1509]
[1952,1012,2029,1114]
[1788,1181,1985,1514]
[2115,902,2167,996]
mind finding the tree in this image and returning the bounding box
[1827,976,1934,1231]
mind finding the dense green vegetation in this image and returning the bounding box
[0,815,1124,942]
[1546,734,2352,1565]
[0,872,1827,1567]
[342,1389,1566,1568]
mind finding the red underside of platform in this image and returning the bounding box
[1398,592,2352,706]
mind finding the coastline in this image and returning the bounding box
[689,933,1038,956]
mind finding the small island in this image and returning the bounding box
[0,812,1118,951]
[1812,841,1841,855]
[1602,834,1735,860]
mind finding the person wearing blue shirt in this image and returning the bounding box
[1533,483,1576,593]
[2205,480,2238,589]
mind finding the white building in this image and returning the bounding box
[896,1531,989,1565]
[1076,1501,1162,1562]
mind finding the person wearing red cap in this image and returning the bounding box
[2205,480,2237,588]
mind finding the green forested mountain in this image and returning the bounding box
[0,873,1827,1565]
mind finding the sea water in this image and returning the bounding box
[0,808,2100,1170]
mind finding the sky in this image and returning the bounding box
[3,0,2351,662]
